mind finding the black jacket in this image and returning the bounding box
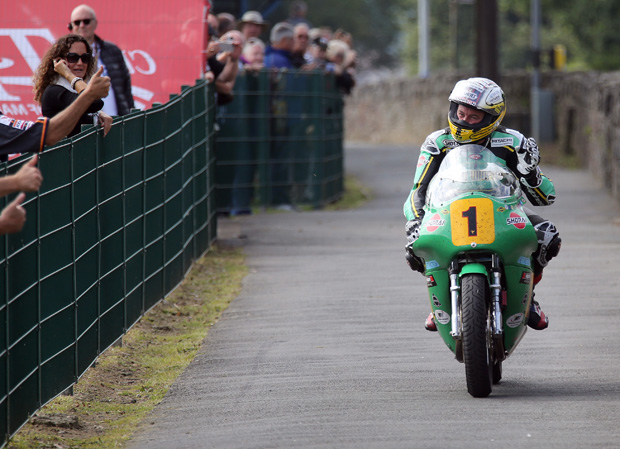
[95,35,134,116]
[41,85,103,137]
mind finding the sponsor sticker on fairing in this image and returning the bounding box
[520,271,532,284]
[425,260,440,270]
[426,275,437,288]
[507,212,527,229]
[432,294,442,307]
[426,214,446,232]
[517,256,531,267]
[435,310,451,325]
[506,313,524,328]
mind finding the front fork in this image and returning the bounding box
[449,255,506,360]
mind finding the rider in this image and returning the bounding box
[403,77,561,332]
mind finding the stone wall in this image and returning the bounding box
[345,71,620,202]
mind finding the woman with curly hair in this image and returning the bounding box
[33,34,112,138]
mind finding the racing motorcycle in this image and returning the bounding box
[411,144,539,397]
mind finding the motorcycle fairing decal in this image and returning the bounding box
[426,214,446,232]
[425,260,440,270]
[426,275,437,288]
[432,294,442,307]
[450,198,495,246]
[434,310,450,324]
[506,212,527,229]
[517,256,531,267]
[506,313,524,328]
[520,271,532,284]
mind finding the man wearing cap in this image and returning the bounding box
[238,11,269,41]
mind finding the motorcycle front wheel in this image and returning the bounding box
[461,273,493,398]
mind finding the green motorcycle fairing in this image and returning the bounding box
[412,145,539,356]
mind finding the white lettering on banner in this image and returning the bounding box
[0,58,15,69]
[0,29,56,71]
[0,103,41,116]
[126,50,157,76]
[0,28,56,101]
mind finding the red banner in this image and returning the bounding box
[0,0,209,122]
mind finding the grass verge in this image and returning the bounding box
[8,246,247,449]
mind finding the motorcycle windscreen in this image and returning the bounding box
[426,145,522,207]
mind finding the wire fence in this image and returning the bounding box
[215,69,344,214]
[0,80,217,446]
[1,69,344,446]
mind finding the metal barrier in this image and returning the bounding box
[0,80,217,446]
[215,69,344,214]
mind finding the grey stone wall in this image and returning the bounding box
[345,71,620,202]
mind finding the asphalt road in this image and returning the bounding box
[127,143,620,449]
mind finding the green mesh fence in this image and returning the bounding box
[215,70,344,214]
[0,80,217,446]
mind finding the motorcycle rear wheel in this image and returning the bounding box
[462,273,493,398]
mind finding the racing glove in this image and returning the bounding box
[516,137,540,176]
[405,219,425,273]
[405,219,422,246]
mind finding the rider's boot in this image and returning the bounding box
[528,295,549,330]
[424,312,437,331]
[528,274,549,331]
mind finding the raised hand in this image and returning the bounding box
[0,193,27,235]
[15,155,43,192]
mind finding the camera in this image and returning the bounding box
[218,37,235,53]
[218,42,234,52]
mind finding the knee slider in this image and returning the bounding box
[405,248,425,273]
[534,220,561,267]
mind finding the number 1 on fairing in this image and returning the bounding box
[450,198,495,246]
[462,206,478,236]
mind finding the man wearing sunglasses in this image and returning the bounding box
[69,4,135,116]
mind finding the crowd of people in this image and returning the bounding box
[206,2,357,98]
[0,2,357,235]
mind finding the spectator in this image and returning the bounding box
[241,38,265,70]
[33,34,113,138]
[217,12,236,37]
[0,69,109,233]
[238,11,269,41]
[291,23,310,68]
[1,70,109,160]
[326,39,356,94]
[305,36,330,71]
[214,30,244,104]
[207,13,220,38]
[264,22,295,69]
[69,4,135,116]
[286,1,312,28]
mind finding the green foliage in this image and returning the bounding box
[399,0,620,74]
[217,0,409,66]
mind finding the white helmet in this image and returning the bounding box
[448,77,506,143]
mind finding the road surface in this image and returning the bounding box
[127,142,620,449]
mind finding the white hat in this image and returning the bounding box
[238,11,269,28]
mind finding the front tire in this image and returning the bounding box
[461,273,493,397]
